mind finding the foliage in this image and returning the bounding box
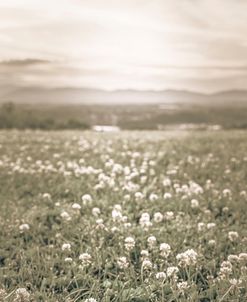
[0,130,246,301]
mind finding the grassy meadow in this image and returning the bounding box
[0,130,247,301]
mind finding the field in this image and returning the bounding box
[0,130,247,301]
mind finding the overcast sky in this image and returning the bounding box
[0,0,247,92]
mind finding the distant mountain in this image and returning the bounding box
[0,86,247,106]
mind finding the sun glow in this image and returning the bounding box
[1,0,247,92]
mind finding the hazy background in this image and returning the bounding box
[0,0,247,130]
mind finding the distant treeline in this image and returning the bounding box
[1,102,247,130]
[0,103,89,130]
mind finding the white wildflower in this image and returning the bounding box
[160,243,171,258]
[228,231,239,242]
[84,298,97,302]
[149,193,158,202]
[81,194,92,205]
[135,192,144,201]
[117,256,129,269]
[163,192,172,199]
[191,199,199,209]
[60,211,71,221]
[139,213,152,229]
[79,253,92,266]
[147,236,157,248]
[167,266,179,278]
[72,203,81,210]
[207,223,216,230]
[164,211,174,220]
[19,224,30,232]
[124,237,135,251]
[92,207,101,216]
[142,259,152,270]
[153,212,163,223]
[176,249,198,267]
[198,222,206,232]
[156,272,166,280]
[62,243,71,251]
[15,288,30,301]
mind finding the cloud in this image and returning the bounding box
[0,0,247,92]
[0,59,51,67]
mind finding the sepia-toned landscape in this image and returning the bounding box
[1,0,247,301]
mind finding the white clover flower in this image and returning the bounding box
[79,253,92,266]
[124,237,135,251]
[229,279,242,286]
[191,199,199,209]
[227,255,239,263]
[142,259,152,270]
[140,176,147,184]
[222,207,229,213]
[62,243,71,251]
[167,266,179,277]
[228,231,239,242]
[96,218,104,225]
[124,194,131,201]
[112,204,123,221]
[113,204,122,211]
[164,211,174,220]
[163,178,171,187]
[19,224,30,232]
[177,281,189,292]
[189,181,204,194]
[176,249,198,267]
[81,194,93,205]
[15,288,30,301]
[135,192,144,201]
[111,226,119,233]
[140,250,149,258]
[72,203,81,210]
[207,223,216,230]
[181,195,188,201]
[208,240,216,247]
[156,272,166,280]
[43,193,51,199]
[117,256,129,269]
[149,193,158,202]
[163,192,172,200]
[240,190,247,197]
[112,163,123,174]
[84,298,97,302]
[223,189,231,197]
[204,209,211,216]
[0,288,7,299]
[147,236,157,248]
[92,207,101,216]
[153,212,163,223]
[112,209,122,221]
[124,222,132,228]
[160,243,171,258]
[64,257,73,263]
[60,211,71,221]
[239,253,247,261]
[139,213,152,229]
[219,261,232,278]
[197,222,206,232]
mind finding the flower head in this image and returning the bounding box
[124,237,135,251]
[19,224,30,232]
[176,249,198,267]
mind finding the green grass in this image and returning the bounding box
[0,130,246,301]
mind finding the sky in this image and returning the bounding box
[0,0,247,93]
